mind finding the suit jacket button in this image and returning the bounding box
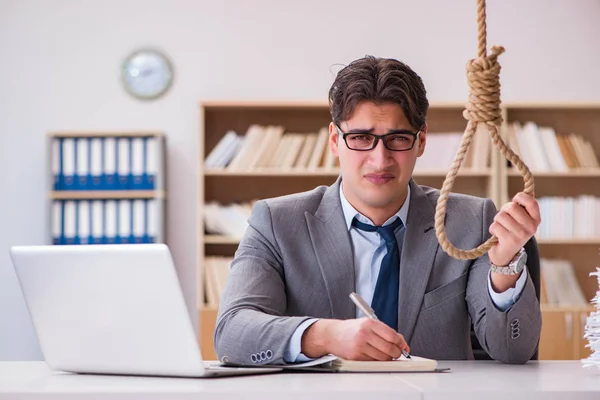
[266,350,273,359]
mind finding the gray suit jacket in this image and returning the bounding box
[214,178,542,365]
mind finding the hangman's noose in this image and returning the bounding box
[434,0,535,260]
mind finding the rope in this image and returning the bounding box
[433,0,535,260]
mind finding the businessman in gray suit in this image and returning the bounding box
[214,56,542,365]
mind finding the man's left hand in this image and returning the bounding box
[488,192,541,291]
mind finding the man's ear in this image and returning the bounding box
[417,123,427,157]
[329,122,340,157]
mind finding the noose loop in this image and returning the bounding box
[434,0,535,260]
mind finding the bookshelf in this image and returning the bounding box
[48,131,166,246]
[198,100,600,361]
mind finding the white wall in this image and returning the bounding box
[1,0,599,360]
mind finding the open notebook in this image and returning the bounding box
[223,354,443,373]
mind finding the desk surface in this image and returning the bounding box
[1,361,600,400]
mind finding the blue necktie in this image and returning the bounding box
[352,217,403,330]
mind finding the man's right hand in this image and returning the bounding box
[300,318,410,361]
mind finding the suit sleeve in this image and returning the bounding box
[465,198,542,364]
[213,200,312,365]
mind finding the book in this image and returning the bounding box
[223,354,441,373]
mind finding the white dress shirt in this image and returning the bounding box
[283,184,528,362]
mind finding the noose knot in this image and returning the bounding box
[462,45,504,127]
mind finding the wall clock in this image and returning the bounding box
[121,49,173,100]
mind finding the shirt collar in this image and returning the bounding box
[339,181,410,230]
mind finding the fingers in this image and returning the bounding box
[512,192,541,224]
[495,196,539,240]
[369,320,410,356]
[359,342,395,361]
[489,219,511,240]
[494,210,528,239]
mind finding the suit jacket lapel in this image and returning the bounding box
[398,180,438,343]
[305,177,355,320]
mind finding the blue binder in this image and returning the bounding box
[60,201,66,245]
[54,138,63,190]
[63,138,76,190]
[128,200,135,244]
[101,200,108,244]
[145,137,156,190]
[103,138,118,190]
[143,199,150,243]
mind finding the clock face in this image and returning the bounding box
[121,49,173,100]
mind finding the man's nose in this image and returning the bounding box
[369,139,393,168]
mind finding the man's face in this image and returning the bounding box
[329,101,427,216]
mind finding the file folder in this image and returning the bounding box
[62,139,76,190]
[146,137,157,190]
[91,200,103,244]
[117,138,131,190]
[104,138,117,190]
[90,138,103,190]
[146,199,157,243]
[118,200,132,244]
[131,138,145,190]
[78,201,91,245]
[52,201,62,245]
[105,200,117,244]
[64,201,76,244]
[133,200,145,243]
[75,138,89,190]
[53,138,62,190]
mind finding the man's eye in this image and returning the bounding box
[350,135,371,141]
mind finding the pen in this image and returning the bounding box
[349,292,412,360]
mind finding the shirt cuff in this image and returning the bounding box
[487,266,528,312]
[283,318,319,363]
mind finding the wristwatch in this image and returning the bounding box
[490,247,527,275]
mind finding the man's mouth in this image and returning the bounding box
[364,173,395,185]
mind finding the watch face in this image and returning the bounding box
[122,49,173,100]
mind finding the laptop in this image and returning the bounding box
[10,243,282,378]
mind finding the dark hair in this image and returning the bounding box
[328,55,429,129]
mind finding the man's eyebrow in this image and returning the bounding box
[345,128,375,134]
[345,127,416,134]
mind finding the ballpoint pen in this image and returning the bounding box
[349,292,412,360]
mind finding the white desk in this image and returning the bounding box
[1,361,600,400]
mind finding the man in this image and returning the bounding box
[214,56,542,365]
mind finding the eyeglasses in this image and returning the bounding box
[336,125,422,152]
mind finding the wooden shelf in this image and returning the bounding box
[48,131,164,138]
[536,238,600,245]
[49,190,165,200]
[508,169,600,177]
[199,100,466,109]
[205,168,490,178]
[204,235,241,244]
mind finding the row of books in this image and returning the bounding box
[52,136,161,191]
[536,196,600,238]
[205,126,336,171]
[204,256,232,306]
[204,201,253,237]
[416,128,490,170]
[52,199,159,245]
[204,196,600,240]
[540,258,588,306]
[205,125,491,172]
[506,122,599,172]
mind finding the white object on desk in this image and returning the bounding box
[8,244,280,378]
[1,361,600,400]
